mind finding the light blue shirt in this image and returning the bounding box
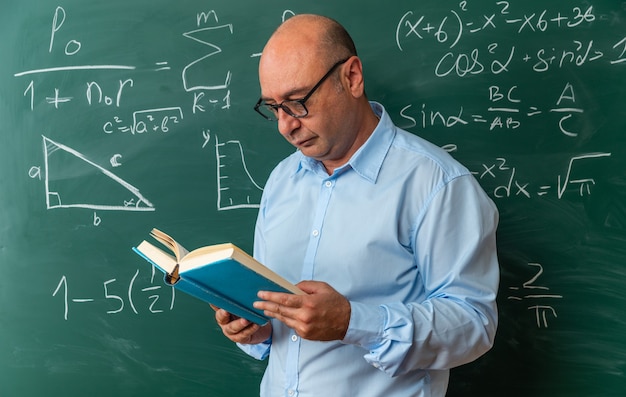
[239,102,499,397]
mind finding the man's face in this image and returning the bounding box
[259,45,358,169]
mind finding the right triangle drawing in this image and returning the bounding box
[43,135,155,211]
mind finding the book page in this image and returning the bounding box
[135,240,178,274]
[150,228,189,261]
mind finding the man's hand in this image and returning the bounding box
[211,305,272,345]
[254,280,351,341]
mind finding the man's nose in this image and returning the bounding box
[277,108,301,137]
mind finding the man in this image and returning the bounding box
[214,14,499,397]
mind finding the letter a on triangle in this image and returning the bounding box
[42,135,155,211]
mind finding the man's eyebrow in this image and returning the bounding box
[261,86,310,103]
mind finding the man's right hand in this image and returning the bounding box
[211,305,272,345]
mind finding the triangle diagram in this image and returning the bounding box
[43,135,155,211]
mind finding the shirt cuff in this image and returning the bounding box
[342,301,385,349]
[237,338,272,360]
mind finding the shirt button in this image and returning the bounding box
[291,334,298,342]
[325,181,332,187]
[288,390,295,396]
[312,229,319,237]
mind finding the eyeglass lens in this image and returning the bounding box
[254,57,350,121]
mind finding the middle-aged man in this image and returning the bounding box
[213,14,500,397]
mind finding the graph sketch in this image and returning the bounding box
[214,135,263,210]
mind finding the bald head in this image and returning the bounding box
[264,14,357,67]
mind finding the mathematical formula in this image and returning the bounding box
[396,3,626,77]
[52,268,175,320]
[399,81,589,136]
[472,153,612,199]
[508,262,563,328]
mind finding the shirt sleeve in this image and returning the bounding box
[237,338,272,360]
[342,174,500,377]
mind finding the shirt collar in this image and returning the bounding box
[295,102,394,183]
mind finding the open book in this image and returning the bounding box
[133,228,304,325]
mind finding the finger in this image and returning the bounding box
[224,320,260,342]
[295,280,326,294]
[214,308,233,325]
[254,300,298,325]
[225,317,254,334]
[254,300,284,315]
[297,279,337,294]
[258,290,303,308]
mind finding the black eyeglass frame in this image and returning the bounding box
[254,57,351,121]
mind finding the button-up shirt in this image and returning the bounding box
[239,102,499,397]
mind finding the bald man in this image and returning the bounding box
[214,14,499,397]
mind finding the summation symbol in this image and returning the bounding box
[182,11,233,92]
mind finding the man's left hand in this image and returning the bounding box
[254,280,351,341]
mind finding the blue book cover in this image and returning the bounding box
[132,228,304,325]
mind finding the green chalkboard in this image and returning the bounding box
[1,1,625,396]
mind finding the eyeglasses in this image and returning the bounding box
[254,57,350,121]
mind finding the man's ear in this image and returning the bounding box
[343,56,365,98]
